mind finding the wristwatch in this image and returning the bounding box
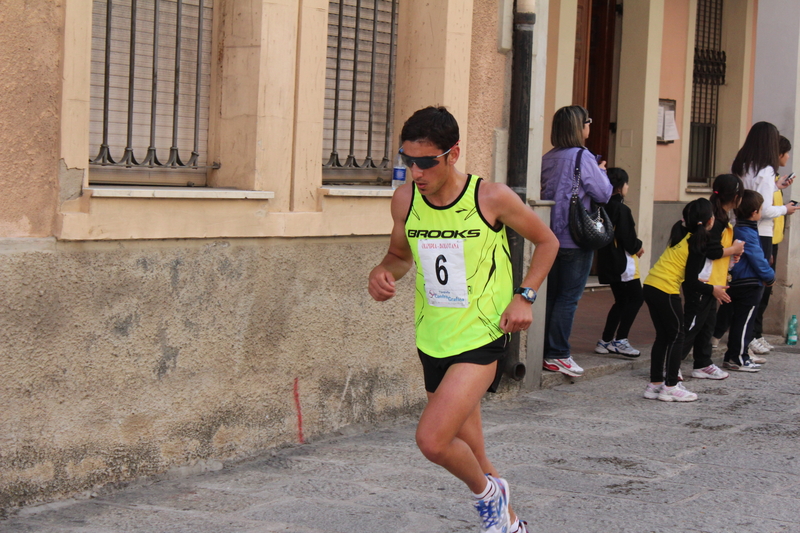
[513,287,537,303]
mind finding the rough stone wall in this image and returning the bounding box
[0,0,62,237]
[0,237,423,511]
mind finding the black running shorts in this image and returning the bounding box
[417,335,509,394]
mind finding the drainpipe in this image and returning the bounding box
[504,1,536,381]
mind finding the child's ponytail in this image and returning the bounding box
[684,198,714,254]
[710,174,743,226]
[669,198,713,253]
[668,219,688,248]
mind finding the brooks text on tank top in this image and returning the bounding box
[406,175,513,358]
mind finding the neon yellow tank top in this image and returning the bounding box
[406,175,513,357]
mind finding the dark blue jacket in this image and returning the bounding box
[730,219,775,286]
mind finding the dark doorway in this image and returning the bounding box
[574,0,619,161]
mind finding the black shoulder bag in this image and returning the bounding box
[568,148,614,250]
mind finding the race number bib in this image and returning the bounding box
[418,239,470,308]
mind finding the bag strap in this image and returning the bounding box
[572,148,586,194]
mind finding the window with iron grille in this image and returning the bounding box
[688,0,726,185]
[89,0,214,186]
[323,0,398,184]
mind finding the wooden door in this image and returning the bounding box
[572,0,592,107]
[584,0,618,160]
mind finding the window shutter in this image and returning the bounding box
[90,0,213,185]
[324,0,398,177]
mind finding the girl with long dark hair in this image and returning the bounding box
[642,199,717,401]
[733,122,798,356]
[681,175,744,379]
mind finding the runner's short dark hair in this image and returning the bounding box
[400,106,460,152]
[735,189,764,220]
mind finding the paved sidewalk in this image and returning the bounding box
[6,335,799,533]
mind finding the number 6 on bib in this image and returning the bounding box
[418,239,470,308]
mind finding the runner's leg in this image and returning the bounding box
[453,397,519,523]
[415,361,497,493]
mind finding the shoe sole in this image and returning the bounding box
[554,367,583,377]
[691,372,728,380]
[732,366,760,372]
[542,363,584,377]
[657,394,698,402]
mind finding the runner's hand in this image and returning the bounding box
[499,297,533,333]
[368,266,396,301]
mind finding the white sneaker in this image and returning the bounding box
[610,338,641,357]
[723,359,761,372]
[756,337,774,350]
[711,337,721,348]
[644,383,662,400]
[474,475,511,533]
[595,339,612,354]
[691,364,729,380]
[657,382,698,402]
[543,356,584,377]
[749,338,769,355]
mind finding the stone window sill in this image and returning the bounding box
[319,185,394,198]
[86,186,275,200]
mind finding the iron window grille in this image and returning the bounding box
[323,0,398,183]
[89,0,215,183]
[688,0,725,185]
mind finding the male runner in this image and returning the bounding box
[368,107,558,533]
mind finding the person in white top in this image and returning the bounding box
[732,121,798,356]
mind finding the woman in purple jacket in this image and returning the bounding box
[540,106,613,377]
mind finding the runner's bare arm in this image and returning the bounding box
[368,185,415,301]
[480,182,559,332]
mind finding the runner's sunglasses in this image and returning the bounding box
[399,145,455,170]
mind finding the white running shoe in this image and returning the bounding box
[474,475,511,533]
[756,337,774,350]
[723,359,761,372]
[644,383,662,400]
[610,338,641,357]
[657,382,698,402]
[691,364,729,380]
[595,339,612,354]
[543,356,584,377]
[749,338,769,355]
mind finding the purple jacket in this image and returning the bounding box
[541,147,612,248]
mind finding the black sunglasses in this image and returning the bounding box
[584,118,593,125]
[399,146,454,170]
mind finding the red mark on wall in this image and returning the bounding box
[293,377,305,444]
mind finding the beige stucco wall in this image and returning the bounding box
[655,0,690,202]
[0,237,426,510]
[0,1,62,238]
[467,0,511,183]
